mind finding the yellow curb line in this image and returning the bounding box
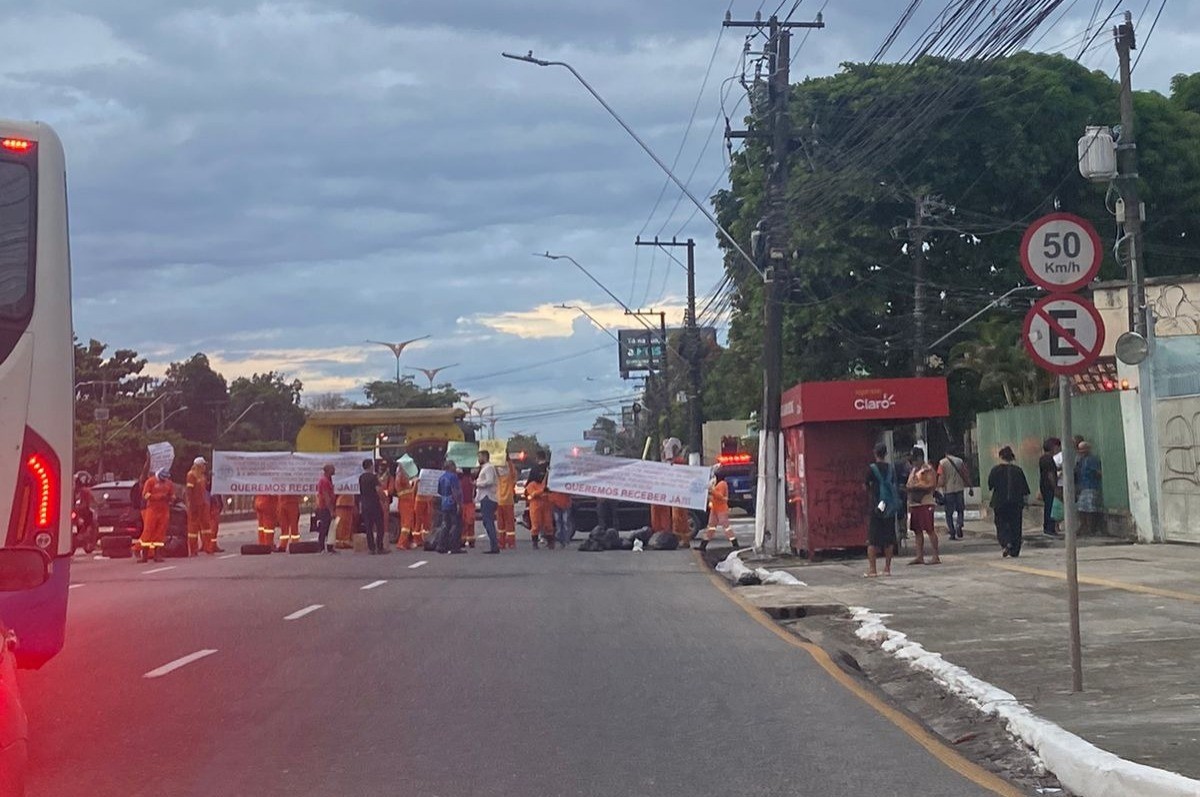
[693,549,1023,797]
[989,561,1200,603]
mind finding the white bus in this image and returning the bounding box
[0,119,74,669]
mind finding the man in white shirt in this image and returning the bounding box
[475,450,500,554]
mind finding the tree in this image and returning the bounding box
[305,392,353,410]
[714,52,1200,426]
[1170,72,1200,115]
[362,376,464,409]
[226,371,306,445]
[161,353,228,444]
[949,316,1050,407]
[506,433,541,463]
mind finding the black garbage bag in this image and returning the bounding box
[577,539,603,552]
[647,531,679,550]
[736,572,763,586]
[629,527,653,545]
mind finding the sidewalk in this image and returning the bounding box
[730,519,1200,786]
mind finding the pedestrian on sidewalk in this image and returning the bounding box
[358,458,387,555]
[936,448,970,540]
[435,460,465,554]
[988,446,1030,557]
[1038,438,1061,537]
[905,447,941,565]
[475,449,501,554]
[314,463,337,553]
[865,444,901,576]
[1075,440,1104,535]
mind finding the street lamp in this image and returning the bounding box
[367,336,431,398]
[556,303,620,343]
[150,405,189,433]
[222,400,263,436]
[503,51,759,277]
[406,364,459,391]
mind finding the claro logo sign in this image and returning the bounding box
[853,390,896,411]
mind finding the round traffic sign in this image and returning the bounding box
[1022,294,1106,375]
[1020,213,1102,292]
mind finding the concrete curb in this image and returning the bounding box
[850,606,1200,797]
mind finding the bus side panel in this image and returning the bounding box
[0,557,68,669]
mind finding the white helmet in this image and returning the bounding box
[194,456,207,465]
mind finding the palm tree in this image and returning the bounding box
[949,316,1047,406]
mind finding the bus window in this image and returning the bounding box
[0,161,33,320]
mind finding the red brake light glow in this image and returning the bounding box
[717,453,753,465]
[1,138,34,152]
[27,454,56,528]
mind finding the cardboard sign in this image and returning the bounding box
[397,454,419,478]
[416,469,445,497]
[548,449,710,511]
[211,451,364,495]
[147,442,175,475]
[445,440,479,469]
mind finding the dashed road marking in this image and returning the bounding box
[142,566,176,575]
[218,553,238,559]
[69,583,84,589]
[283,604,324,621]
[361,580,388,590]
[408,560,428,570]
[143,649,218,679]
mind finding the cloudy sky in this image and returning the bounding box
[2,0,1194,448]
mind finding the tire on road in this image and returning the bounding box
[100,534,133,559]
[287,541,322,554]
[240,543,273,556]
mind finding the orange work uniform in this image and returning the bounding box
[526,480,553,547]
[254,494,279,548]
[703,481,736,542]
[278,495,301,550]
[671,506,692,548]
[394,472,417,549]
[413,495,434,549]
[650,504,672,534]
[140,476,173,559]
[209,495,224,551]
[334,494,357,549]
[496,464,517,549]
[185,465,212,556]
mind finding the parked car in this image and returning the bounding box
[513,468,531,502]
[93,480,137,530]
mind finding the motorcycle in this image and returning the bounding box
[71,500,98,555]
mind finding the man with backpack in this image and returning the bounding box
[937,448,971,540]
[864,444,902,577]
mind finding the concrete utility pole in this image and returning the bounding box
[1114,11,1146,336]
[635,236,703,464]
[1059,376,1084,692]
[725,10,824,554]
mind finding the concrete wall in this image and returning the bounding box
[977,392,1131,535]
[1158,395,1200,544]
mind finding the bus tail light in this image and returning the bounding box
[0,138,34,152]
[6,427,61,551]
[717,453,753,465]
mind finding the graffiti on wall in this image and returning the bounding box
[1162,410,1200,493]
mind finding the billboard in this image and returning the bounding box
[618,329,665,373]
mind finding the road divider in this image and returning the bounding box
[283,604,324,621]
[143,649,218,679]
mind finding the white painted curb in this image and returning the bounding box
[850,607,1200,797]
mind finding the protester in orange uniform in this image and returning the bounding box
[394,468,417,549]
[139,468,173,563]
[277,494,301,552]
[254,494,278,549]
[185,457,211,556]
[671,505,693,549]
[413,493,434,550]
[208,492,225,553]
[698,474,738,551]
[334,493,357,549]
[459,468,476,548]
[525,450,553,549]
[496,457,518,549]
[649,504,672,534]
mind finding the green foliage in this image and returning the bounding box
[362,376,464,409]
[227,371,306,444]
[506,433,541,463]
[161,353,229,442]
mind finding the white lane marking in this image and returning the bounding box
[69,583,85,589]
[218,553,238,559]
[143,649,218,679]
[283,604,324,621]
[361,580,388,591]
[408,560,428,570]
[142,566,176,575]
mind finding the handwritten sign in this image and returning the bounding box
[416,469,445,498]
[147,442,175,475]
[445,441,479,469]
[211,451,365,495]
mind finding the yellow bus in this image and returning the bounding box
[295,408,472,470]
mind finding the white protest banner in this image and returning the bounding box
[548,449,710,510]
[147,442,175,474]
[416,469,444,497]
[211,451,366,495]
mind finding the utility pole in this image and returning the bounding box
[635,236,703,464]
[1114,11,1145,336]
[725,9,823,554]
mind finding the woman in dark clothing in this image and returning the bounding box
[988,446,1030,557]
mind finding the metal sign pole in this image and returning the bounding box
[1059,375,1084,692]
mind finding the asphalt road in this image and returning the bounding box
[18,519,1008,797]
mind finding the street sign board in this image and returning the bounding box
[1022,294,1106,375]
[1020,213,1103,292]
[617,329,664,373]
[93,407,110,422]
[582,429,604,441]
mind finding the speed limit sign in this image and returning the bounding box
[1020,213,1102,292]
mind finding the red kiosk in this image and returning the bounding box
[781,377,950,558]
